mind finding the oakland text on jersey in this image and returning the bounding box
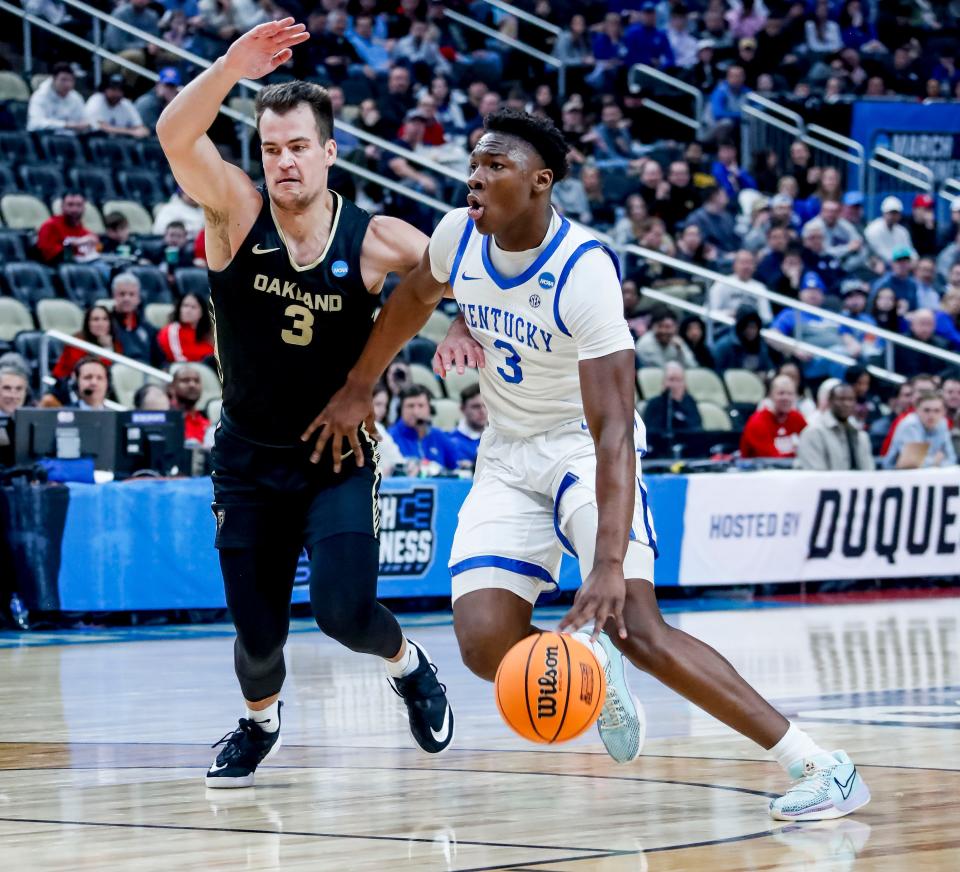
[456,301,554,352]
[253,273,343,312]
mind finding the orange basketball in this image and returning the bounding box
[494,632,606,744]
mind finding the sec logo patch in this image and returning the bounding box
[528,294,542,308]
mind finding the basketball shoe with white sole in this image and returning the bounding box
[205,703,282,789]
[388,640,454,754]
[769,751,871,821]
[595,631,646,763]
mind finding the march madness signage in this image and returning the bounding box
[679,469,960,585]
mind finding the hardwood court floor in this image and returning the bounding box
[0,595,958,871]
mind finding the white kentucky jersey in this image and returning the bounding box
[428,208,635,438]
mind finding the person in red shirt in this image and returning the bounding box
[157,292,216,364]
[52,305,123,380]
[36,191,100,264]
[740,374,808,458]
[168,365,211,443]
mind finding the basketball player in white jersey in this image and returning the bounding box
[304,110,870,820]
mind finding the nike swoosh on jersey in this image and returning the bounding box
[835,769,857,800]
[252,244,281,254]
[460,273,482,281]
[430,705,452,744]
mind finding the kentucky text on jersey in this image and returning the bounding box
[253,273,343,312]
[457,301,554,352]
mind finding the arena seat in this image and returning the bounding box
[11,328,57,387]
[409,362,443,398]
[637,366,663,399]
[36,298,83,334]
[3,262,56,309]
[0,298,34,341]
[71,167,118,205]
[118,169,167,208]
[418,308,453,345]
[144,302,174,330]
[441,367,479,400]
[173,267,209,299]
[59,263,108,308]
[0,71,29,102]
[724,368,766,405]
[40,133,87,167]
[404,335,437,367]
[432,397,460,430]
[111,364,163,408]
[0,131,38,165]
[0,229,27,264]
[0,163,19,196]
[697,401,732,432]
[101,199,153,234]
[0,193,50,230]
[685,367,729,408]
[20,164,65,204]
[129,265,173,305]
[205,397,222,427]
[89,137,142,169]
[137,139,168,172]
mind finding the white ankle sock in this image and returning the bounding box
[571,631,609,670]
[246,699,280,734]
[385,638,419,678]
[770,723,829,772]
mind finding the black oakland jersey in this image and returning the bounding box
[209,190,377,446]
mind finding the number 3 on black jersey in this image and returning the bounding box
[281,304,314,346]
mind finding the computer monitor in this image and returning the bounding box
[14,408,120,470]
[114,410,188,478]
[14,408,188,477]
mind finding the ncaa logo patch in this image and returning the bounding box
[538,272,556,290]
[528,293,542,308]
[331,259,349,278]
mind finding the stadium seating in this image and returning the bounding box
[0,131,38,164]
[0,164,19,196]
[59,263,108,308]
[205,397,222,426]
[89,138,141,170]
[637,367,664,399]
[101,199,152,235]
[129,265,173,305]
[697,401,732,432]
[685,368,729,408]
[118,169,167,208]
[0,71,29,102]
[409,362,443,398]
[173,267,209,299]
[419,309,453,345]
[111,364,163,408]
[404,336,437,367]
[723,369,766,405]
[144,302,174,330]
[70,167,118,205]
[50,197,105,234]
[0,193,50,230]
[3,262,56,309]
[0,298,34,341]
[36,298,83,335]
[432,398,460,430]
[20,164,65,204]
[40,134,87,168]
[441,367,480,401]
[0,230,27,264]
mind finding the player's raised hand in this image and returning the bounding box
[223,18,309,80]
[301,378,379,473]
[433,316,485,376]
[557,562,628,642]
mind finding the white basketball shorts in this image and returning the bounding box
[448,415,657,605]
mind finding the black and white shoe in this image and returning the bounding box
[388,641,454,754]
[205,703,282,789]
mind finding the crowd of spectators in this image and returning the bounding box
[4,1,960,476]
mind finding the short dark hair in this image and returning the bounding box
[399,384,433,405]
[483,109,569,184]
[104,212,129,232]
[52,62,74,78]
[650,306,677,326]
[165,220,186,233]
[255,81,333,142]
[62,189,85,201]
[460,383,481,404]
[73,355,108,378]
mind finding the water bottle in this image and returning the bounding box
[9,593,28,630]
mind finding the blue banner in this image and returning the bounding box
[57,475,686,611]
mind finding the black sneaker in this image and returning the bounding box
[205,703,282,789]
[388,641,454,754]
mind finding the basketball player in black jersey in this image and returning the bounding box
[157,19,453,787]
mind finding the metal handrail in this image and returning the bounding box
[40,330,173,385]
[617,244,960,369]
[640,288,905,385]
[628,64,703,135]
[479,0,561,36]
[743,92,804,128]
[741,103,802,137]
[48,0,468,187]
[803,123,865,191]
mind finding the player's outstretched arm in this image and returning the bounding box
[156,18,308,214]
[558,350,637,641]
[301,230,447,470]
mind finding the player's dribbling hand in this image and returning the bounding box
[433,317,485,376]
[301,379,379,473]
[223,17,310,80]
[557,561,628,643]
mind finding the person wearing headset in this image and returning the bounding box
[39,356,112,410]
[388,384,459,472]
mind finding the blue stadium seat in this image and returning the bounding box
[129,264,173,305]
[118,168,167,207]
[174,267,209,299]
[0,230,27,265]
[20,164,65,204]
[0,131,39,164]
[89,137,142,169]
[3,262,57,310]
[0,163,19,195]
[40,133,87,167]
[70,166,118,205]
[59,263,108,308]
[138,138,168,171]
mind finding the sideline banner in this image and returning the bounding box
[679,469,960,585]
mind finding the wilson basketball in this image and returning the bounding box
[494,632,606,744]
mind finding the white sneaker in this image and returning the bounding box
[769,751,871,821]
[595,632,645,763]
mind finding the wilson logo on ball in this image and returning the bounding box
[537,645,560,718]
